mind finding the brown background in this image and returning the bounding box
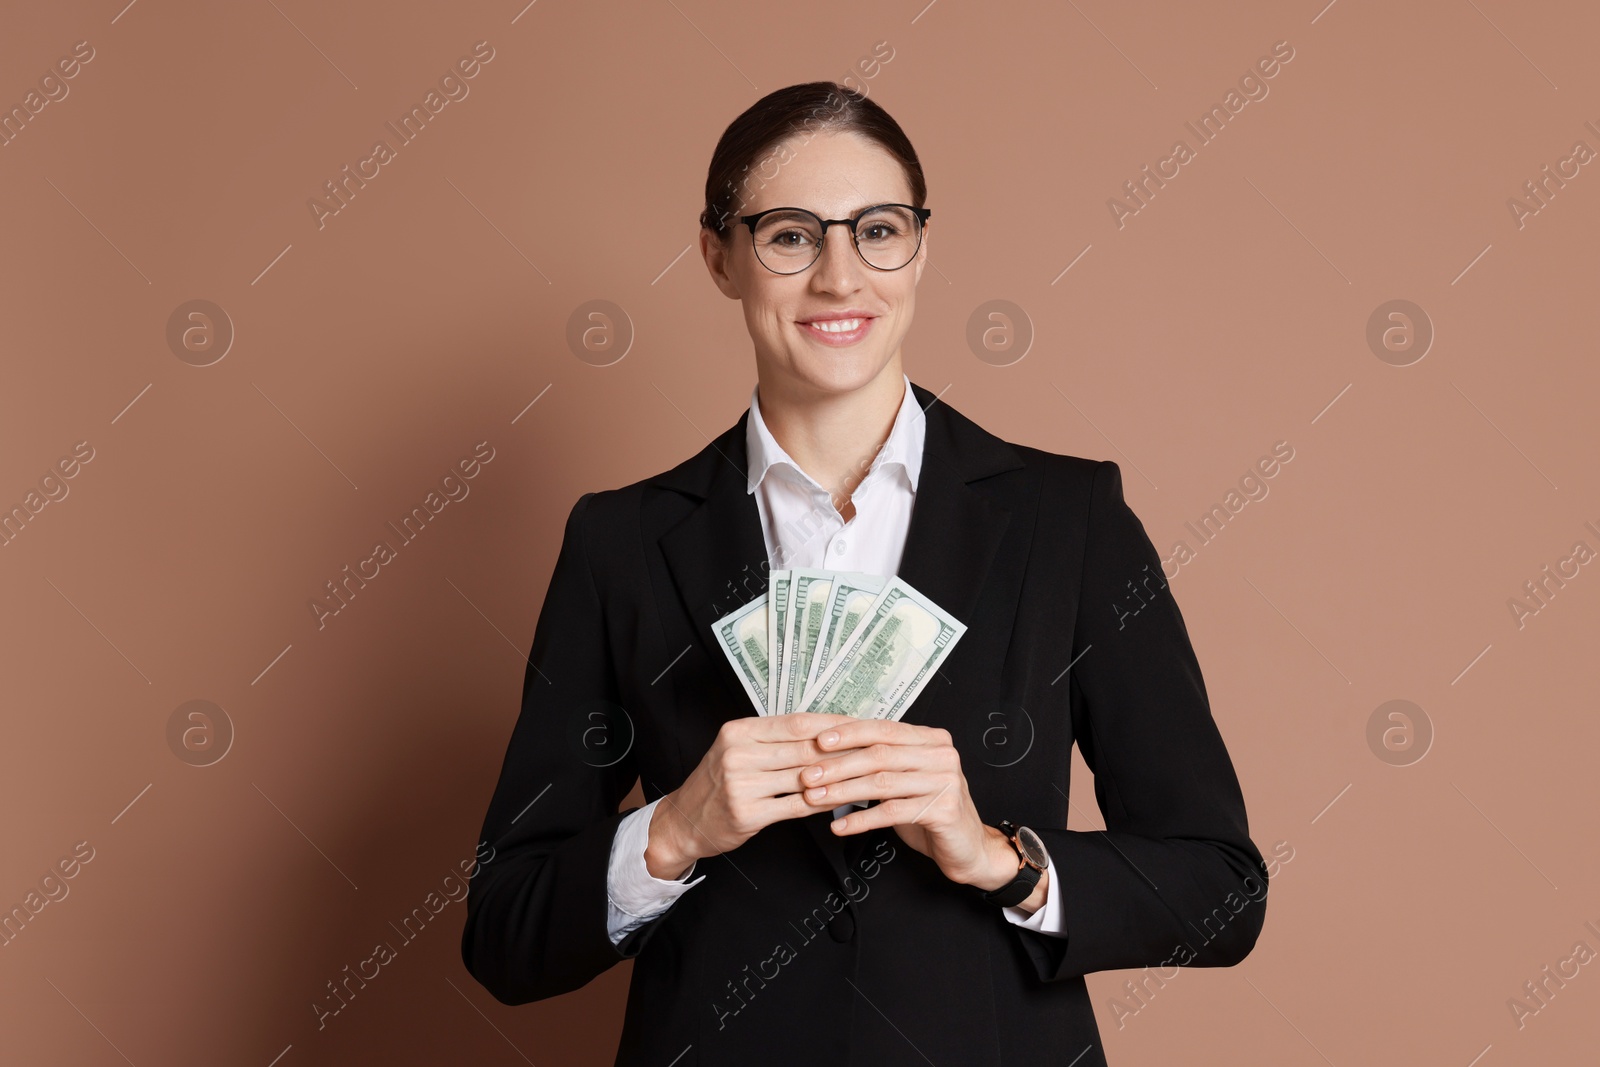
[2,0,1597,1063]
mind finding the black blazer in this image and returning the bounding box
[462,382,1266,1066]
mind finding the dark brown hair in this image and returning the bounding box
[699,81,926,240]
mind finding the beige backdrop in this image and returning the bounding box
[2,0,1596,1063]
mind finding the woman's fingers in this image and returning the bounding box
[826,786,963,835]
[736,767,861,805]
[697,714,938,837]
[716,770,857,831]
[721,712,866,772]
[800,769,949,808]
[738,737,869,772]
[812,718,950,755]
[802,733,957,786]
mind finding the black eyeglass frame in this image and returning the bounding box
[738,203,932,274]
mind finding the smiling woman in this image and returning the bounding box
[695,83,932,497]
[462,81,1266,1067]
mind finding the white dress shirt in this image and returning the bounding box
[606,373,1065,943]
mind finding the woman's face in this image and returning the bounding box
[701,129,929,399]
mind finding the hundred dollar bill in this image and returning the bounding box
[774,569,840,716]
[801,571,888,704]
[711,591,771,715]
[796,577,967,721]
[765,570,793,714]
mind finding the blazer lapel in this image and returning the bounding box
[892,382,1019,717]
[655,411,772,713]
[652,380,1025,892]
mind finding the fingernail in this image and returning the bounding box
[805,766,822,781]
[820,731,838,746]
[831,818,846,831]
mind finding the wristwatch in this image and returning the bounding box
[980,819,1049,908]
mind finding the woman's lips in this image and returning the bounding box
[797,316,875,346]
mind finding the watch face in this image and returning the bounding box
[1016,826,1048,868]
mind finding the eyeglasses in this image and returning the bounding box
[739,203,931,275]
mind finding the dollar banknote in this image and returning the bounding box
[710,570,963,723]
[711,590,771,715]
[802,571,887,701]
[766,570,793,713]
[773,569,841,716]
[795,578,967,721]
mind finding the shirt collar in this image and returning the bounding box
[746,372,924,496]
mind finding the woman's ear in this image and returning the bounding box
[700,227,744,300]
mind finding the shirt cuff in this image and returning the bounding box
[606,797,707,944]
[1000,852,1066,937]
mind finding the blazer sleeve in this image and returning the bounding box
[1011,460,1268,983]
[461,492,684,1005]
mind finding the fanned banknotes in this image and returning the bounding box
[710,569,965,721]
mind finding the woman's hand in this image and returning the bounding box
[797,719,1029,895]
[644,712,864,879]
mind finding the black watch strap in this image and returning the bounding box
[981,860,1041,907]
[980,820,1044,908]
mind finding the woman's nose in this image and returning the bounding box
[810,231,864,291]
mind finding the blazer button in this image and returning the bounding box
[827,907,856,943]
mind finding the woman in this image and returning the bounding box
[462,82,1266,1066]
